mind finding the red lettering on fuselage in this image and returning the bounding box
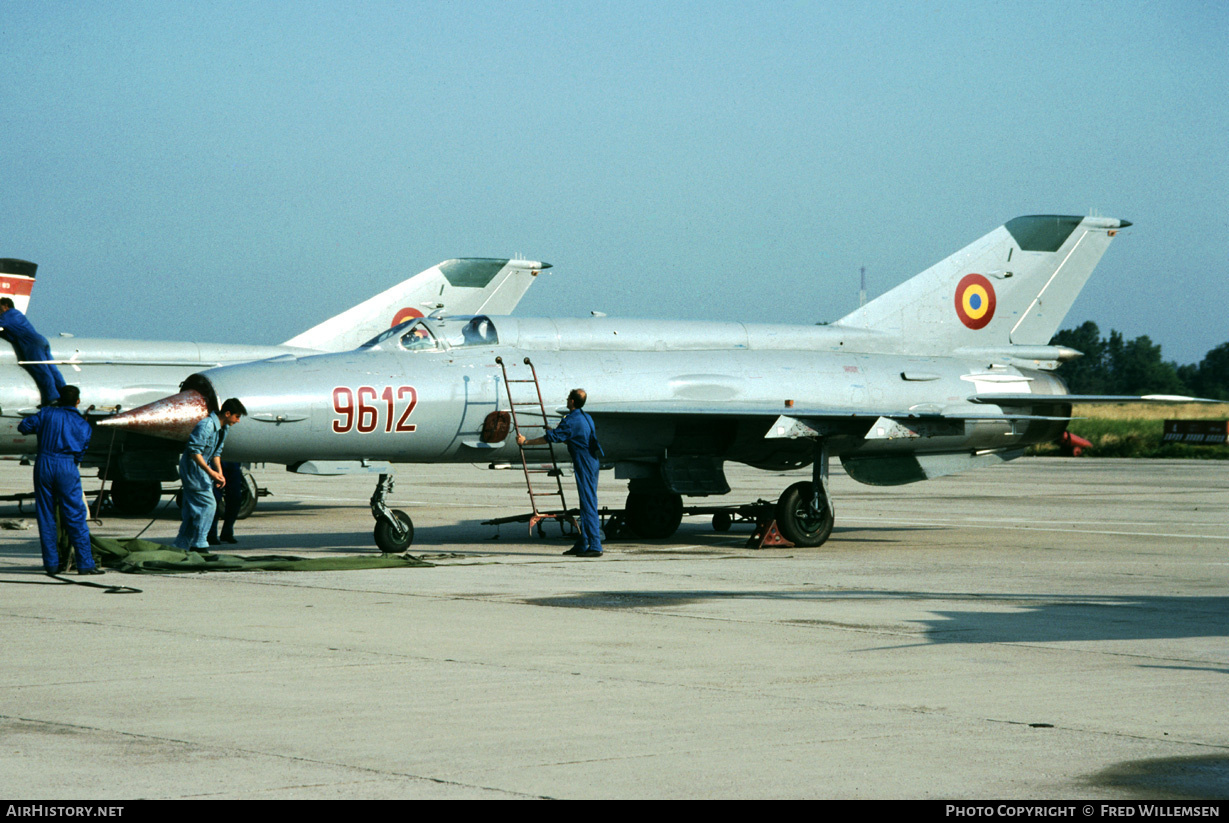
[395,386,417,432]
[356,386,379,432]
[332,387,353,433]
[331,386,418,434]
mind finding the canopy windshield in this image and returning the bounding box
[360,315,499,351]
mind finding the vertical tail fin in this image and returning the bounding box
[833,216,1129,351]
[282,258,550,351]
[0,259,37,313]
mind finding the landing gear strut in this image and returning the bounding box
[773,440,834,547]
[371,473,414,553]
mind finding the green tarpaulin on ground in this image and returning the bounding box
[90,536,433,573]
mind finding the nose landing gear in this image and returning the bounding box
[371,473,415,553]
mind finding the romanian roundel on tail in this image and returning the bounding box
[0,259,37,313]
[833,215,1130,352]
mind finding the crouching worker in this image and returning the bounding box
[175,398,246,552]
[0,296,66,406]
[17,385,102,575]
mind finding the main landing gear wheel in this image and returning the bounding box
[236,470,259,520]
[374,509,415,553]
[775,481,833,547]
[624,491,684,539]
[109,479,162,516]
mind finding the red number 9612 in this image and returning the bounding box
[331,386,418,434]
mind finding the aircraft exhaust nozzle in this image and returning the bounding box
[96,389,210,442]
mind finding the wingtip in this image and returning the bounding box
[509,259,551,270]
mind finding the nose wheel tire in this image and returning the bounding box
[374,509,415,553]
[775,481,833,547]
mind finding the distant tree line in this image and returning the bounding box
[1049,321,1229,399]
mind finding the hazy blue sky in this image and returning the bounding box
[4,1,1226,364]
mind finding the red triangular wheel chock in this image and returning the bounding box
[747,519,795,549]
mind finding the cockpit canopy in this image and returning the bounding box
[360,315,499,352]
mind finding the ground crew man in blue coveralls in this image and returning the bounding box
[207,460,244,545]
[175,398,246,551]
[0,297,66,406]
[17,385,103,576]
[517,388,604,557]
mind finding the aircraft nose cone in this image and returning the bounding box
[96,389,210,442]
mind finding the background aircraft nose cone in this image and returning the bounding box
[96,389,210,442]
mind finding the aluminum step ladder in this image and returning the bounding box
[495,356,577,536]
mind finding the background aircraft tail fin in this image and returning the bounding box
[832,216,1129,350]
[282,258,550,351]
[0,259,38,313]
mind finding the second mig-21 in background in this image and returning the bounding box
[104,214,1212,551]
[0,257,551,514]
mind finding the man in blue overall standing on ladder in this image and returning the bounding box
[17,385,103,575]
[517,388,604,557]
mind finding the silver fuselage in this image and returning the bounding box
[199,316,1070,473]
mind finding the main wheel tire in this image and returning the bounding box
[624,492,683,539]
[775,481,833,547]
[109,479,162,517]
[236,470,259,520]
[374,509,415,553]
[712,511,732,532]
